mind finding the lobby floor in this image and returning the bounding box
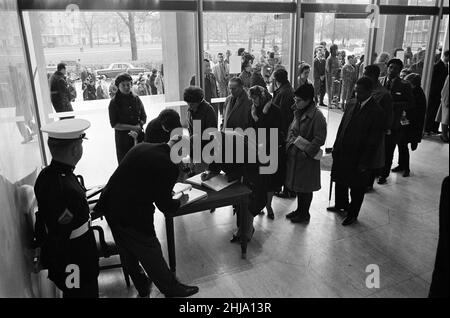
[74,101,448,298]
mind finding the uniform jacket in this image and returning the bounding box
[379,76,414,131]
[285,105,327,193]
[222,90,252,130]
[34,160,98,284]
[331,97,384,187]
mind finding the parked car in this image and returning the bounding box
[95,63,147,79]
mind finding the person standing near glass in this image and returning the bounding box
[109,73,147,164]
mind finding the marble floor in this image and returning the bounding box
[95,130,449,298]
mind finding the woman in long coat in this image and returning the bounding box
[285,83,327,223]
[248,85,284,219]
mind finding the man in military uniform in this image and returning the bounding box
[34,119,99,298]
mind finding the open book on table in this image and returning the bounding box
[185,172,238,192]
[172,182,207,207]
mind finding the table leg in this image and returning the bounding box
[165,216,176,273]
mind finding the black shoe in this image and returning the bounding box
[274,190,290,198]
[291,213,310,223]
[230,228,254,243]
[326,206,346,213]
[286,211,299,219]
[342,216,357,226]
[391,165,403,173]
[164,283,199,298]
[377,177,387,185]
[403,170,410,177]
[230,234,240,243]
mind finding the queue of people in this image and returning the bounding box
[37,45,449,298]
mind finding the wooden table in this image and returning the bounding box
[165,182,252,273]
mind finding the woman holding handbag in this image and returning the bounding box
[285,83,327,223]
[109,73,147,163]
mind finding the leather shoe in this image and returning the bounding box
[377,177,387,185]
[403,170,410,177]
[326,206,346,213]
[164,283,199,298]
[230,228,254,243]
[342,216,357,226]
[391,165,403,173]
[285,211,299,219]
[290,213,310,223]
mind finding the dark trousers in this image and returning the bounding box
[296,192,313,215]
[367,169,380,188]
[335,182,366,218]
[381,131,398,178]
[314,78,326,104]
[397,130,410,171]
[425,100,440,133]
[110,223,178,296]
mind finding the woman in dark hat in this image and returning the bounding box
[109,72,147,163]
[285,83,327,223]
[248,85,284,219]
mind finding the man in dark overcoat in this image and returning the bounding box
[329,77,384,226]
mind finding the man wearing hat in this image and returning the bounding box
[109,72,147,163]
[34,119,99,297]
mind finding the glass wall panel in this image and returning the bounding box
[0,0,48,297]
[380,0,438,6]
[23,10,197,186]
[203,11,292,96]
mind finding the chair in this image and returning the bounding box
[78,175,131,287]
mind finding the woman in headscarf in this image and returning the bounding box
[285,83,327,223]
[248,85,284,219]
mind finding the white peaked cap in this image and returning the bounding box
[41,119,91,140]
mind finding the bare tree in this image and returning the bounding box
[117,12,138,61]
[81,12,96,48]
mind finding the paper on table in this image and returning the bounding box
[172,183,207,207]
[172,182,193,195]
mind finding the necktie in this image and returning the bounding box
[385,79,391,90]
[353,101,361,117]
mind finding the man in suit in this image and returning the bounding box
[328,77,384,226]
[94,140,199,298]
[222,77,252,130]
[190,59,219,116]
[425,50,449,135]
[378,59,414,184]
[314,49,327,106]
[363,65,393,191]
